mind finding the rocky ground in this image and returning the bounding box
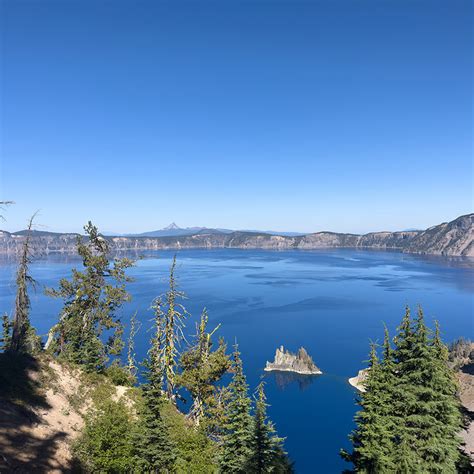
[458,363,474,463]
[0,353,130,473]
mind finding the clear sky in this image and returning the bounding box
[1,0,472,234]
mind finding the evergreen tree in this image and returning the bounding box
[247,382,291,473]
[150,255,188,401]
[1,313,12,352]
[45,222,134,371]
[10,214,40,353]
[344,308,463,472]
[429,321,462,471]
[392,307,461,472]
[392,305,415,366]
[134,374,177,472]
[134,288,176,472]
[177,308,230,426]
[220,344,253,473]
[341,342,396,473]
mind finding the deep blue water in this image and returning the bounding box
[1,249,473,473]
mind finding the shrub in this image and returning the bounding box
[73,399,135,472]
[105,361,135,386]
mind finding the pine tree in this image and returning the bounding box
[45,222,134,371]
[134,293,176,471]
[134,373,177,472]
[429,321,462,472]
[341,342,396,473]
[177,308,230,426]
[247,382,291,473]
[392,307,461,472]
[392,305,415,366]
[10,214,40,354]
[220,344,253,473]
[1,313,12,351]
[151,255,188,401]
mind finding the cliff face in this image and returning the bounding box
[405,214,474,257]
[1,214,472,257]
[264,346,322,375]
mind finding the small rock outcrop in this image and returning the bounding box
[348,368,369,392]
[264,346,322,375]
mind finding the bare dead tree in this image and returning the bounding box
[127,310,141,379]
[0,201,14,221]
[10,212,39,353]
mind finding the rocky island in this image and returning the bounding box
[265,346,322,375]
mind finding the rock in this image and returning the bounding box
[264,346,322,375]
[348,368,369,392]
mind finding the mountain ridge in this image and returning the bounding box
[1,214,472,257]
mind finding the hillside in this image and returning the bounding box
[0,353,86,471]
[1,214,473,257]
[405,214,474,256]
[0,353,217,473]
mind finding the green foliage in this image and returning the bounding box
[393,310,461,473]
[132,293,178,472]
[343,307,462,473]
[177,309,231,428]
[133,382,177,471]
[46,221,134,372]
[341,342,396,472]
[10,215,41,354]
[1,313,12,352]
[247,382,292,473]
[104,360,135,387]
[73,399,135,472]
[151,255,189,400]
[220,344,253,473]
[161,401,218,473]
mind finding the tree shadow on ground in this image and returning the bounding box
[0,431,70,472]
[0,352,51,413]
[461,362,474,376]
[0,352,75,472]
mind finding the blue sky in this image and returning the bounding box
[1,0,472,234]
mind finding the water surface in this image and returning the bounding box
[1,249,473,472]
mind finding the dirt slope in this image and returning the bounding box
[0,354,128,473]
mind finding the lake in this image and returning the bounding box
[1,248,473,472]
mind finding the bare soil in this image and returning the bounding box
[458,363,474,465]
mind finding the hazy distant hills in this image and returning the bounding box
[133,223,233,238]
[130,223,305,238]
[1,214,473,257]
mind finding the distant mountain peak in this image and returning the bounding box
[163,222,180,230]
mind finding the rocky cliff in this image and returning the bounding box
[1,214,472,257]
[264,346,322,375]
[405,214,474,257]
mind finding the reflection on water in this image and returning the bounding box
[267,370,320,391]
